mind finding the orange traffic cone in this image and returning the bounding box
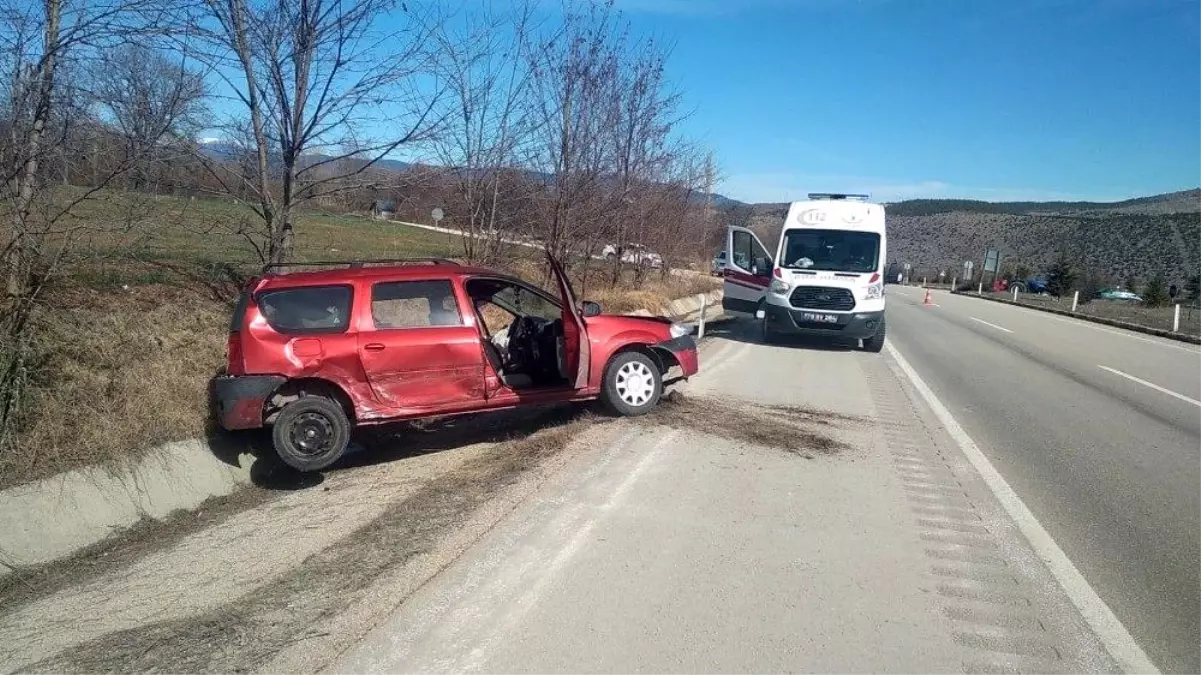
[923,288,932,306]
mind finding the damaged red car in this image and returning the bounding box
[213,254,699,471]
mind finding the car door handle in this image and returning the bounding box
[364,343,386,352]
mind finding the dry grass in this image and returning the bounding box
[4,285,229,489]
[585,271,718,315]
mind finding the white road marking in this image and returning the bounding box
[886,341,1160,675]
[1098,366,1201,408]
[970,317,1014,333]
[968,298,1201,355]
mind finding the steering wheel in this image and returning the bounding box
[506,316,538,369]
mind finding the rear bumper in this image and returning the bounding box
[656,335,699,377]
[212,375,286,430]
[764,304,884,340]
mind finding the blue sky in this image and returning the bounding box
[613,0,1201,203]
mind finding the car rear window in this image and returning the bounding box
[371,280,462,328]
[256,285,353,334]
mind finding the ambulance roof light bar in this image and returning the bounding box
[807,193,871,202]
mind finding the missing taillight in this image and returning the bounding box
[226,334,246,375]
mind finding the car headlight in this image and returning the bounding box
[770,278,790,294]
[669,322,691,339]
[866,282,884,300]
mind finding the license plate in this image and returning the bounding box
[801,312,839,324]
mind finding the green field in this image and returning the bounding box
[45,192,467,289]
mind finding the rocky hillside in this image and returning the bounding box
[739,189,1200,284]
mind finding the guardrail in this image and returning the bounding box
[951,290,1201,345]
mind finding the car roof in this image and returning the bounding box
[258,263,515,288]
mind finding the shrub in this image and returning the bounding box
[1142,274,1171,308]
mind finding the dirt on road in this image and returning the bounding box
[0,383,845,674]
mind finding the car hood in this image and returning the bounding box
[586,313,675,336]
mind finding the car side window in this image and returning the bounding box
[371,280,463,329]
[732,231,753,270]
[258,285,352,334]
[751,236,771,270]
[493,284,560,322]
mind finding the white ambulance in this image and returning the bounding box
[720,193,887,352]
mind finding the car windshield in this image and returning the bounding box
[780,229,881,273]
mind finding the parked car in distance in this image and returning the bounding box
[602,243,663,269]
[711,251,727,276]
[1010,276,1049,294]
[1100,287,1143,302]
[213,254,698,471]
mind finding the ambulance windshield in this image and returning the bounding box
[781,229,880,274]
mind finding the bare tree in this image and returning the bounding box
[193,0,442,263]
[0,0,181,460]
[522,0,623,269]
[92,43,208,192]
[430,0,540,264]
[604,38,680,285]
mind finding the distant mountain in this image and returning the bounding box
[196,140,412,173]
[739,189,1200,284]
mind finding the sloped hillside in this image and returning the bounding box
[887,211,1200,282]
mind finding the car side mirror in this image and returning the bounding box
[581,300,602,317]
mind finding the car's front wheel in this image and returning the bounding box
[272,396,351,471]
[601,351,663,416]
[862,318,886,353]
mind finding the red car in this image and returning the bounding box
[213,255,699,471]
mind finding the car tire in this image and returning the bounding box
[272,396,351,471]
[601,351,663,417]
[862,318,886,353]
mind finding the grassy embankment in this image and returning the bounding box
[5,192,717,488]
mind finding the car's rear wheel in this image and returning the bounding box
[272,396,351,471]
[601,351,662,416]
[862,318,886,353]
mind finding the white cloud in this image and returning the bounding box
[719,172,1121,203]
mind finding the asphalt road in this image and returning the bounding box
[334,322,1125,674]
[886,287,1201,673]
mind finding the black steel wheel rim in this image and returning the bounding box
[290,411,335,456]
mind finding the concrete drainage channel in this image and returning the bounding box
[0,290,726,577]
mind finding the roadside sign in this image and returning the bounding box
[939,270,946,280]
[431,207,444,223]
[903,262,911,271]
[964,260,974,278]
[983,249,1000,273]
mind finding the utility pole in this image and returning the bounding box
[703,151,715,228]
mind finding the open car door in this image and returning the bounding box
[722,225,774,317]
[546,252,591,390]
